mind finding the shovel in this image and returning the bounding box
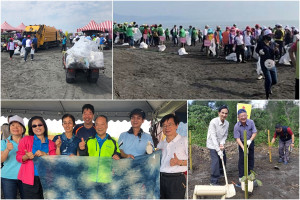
[220,155,236,198]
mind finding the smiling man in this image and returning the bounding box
[118,108,154,159]
[234,109,257,182]
[206,105,229,185]
[73,104,97,141]
[157,114,188,199]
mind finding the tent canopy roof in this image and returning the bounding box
[77,20,105,32]
[1,21,20,32]
[1,101,186,122]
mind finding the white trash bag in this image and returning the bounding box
[279,52,291,65]
[20,47,25,57]
[89,51,104,68]
[158,45,166,52]
[256,57,263,75]
[122,43,129,46]
[133,28,142,42]
[225,53,241,62]
[178,47,188,56]
[114,36,119,44]
[139,42,148,49]
[14,47,20,55]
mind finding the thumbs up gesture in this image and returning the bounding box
[55,136,62,148]
[79,138,86,150]
[170,153,180,166]
[6,139,13,151]
[25,149,34,160]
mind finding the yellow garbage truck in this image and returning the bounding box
[24,24,61,49]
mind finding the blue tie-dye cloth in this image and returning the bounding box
[34,150,161,199]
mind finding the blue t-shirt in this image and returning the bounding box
[62,38,67,45]
[118,128,154,157]
[32,135,49,176]
[22,38,26,46]
[53,133,81,155]
[100,37,105,45]
[73,123,97,141]
[32,38,38,44]
[1,136,22,179]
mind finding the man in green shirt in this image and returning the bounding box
[79,115,120,183]
[126,24,135,48]
[191,27,198,46]
[165,28,170,41]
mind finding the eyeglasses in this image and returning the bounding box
[162,123,175,129]
[32,124,43,128]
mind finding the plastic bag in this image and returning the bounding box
[14,47,20,55]
[225,52,242,62]
[114,36,119,43]
[139,42,148,49]
[178,47,188,55]
[158,45,166,52]
[256,57,263,75]
[133,28,142,42]
[209,39,216,56]
[30,48,35,54]
[279,52,291,65]
[89,51,104,68]
[186,31,191,46]
[20,46,25,57]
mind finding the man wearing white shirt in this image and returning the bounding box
[157,114,187,199]
[206,105,229,185]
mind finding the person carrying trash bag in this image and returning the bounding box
[234,109,257,183]
[206,105,229,186]
[24,35,33,62]
[269,124,295,165]
[255,29,279,99]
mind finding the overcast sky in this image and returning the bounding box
[1,1,112,33]
[114,1,299,29]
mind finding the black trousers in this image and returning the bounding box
[236,45,245,62]
[9,50,14,58]
[238,141,254,178]
[22,176,44,199]
[160,172,186,199]
[209,149,226,184]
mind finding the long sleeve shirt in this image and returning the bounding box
[206,117,229,151]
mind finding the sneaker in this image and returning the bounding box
[284,161,288,165]
[257,75,263,80]
[278,158,283,163]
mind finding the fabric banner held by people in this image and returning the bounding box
[34,150,161,199]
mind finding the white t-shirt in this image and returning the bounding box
[25,39,31,47]
[244,33,252,46]
[235,35,244,45]
[157,134,188,173]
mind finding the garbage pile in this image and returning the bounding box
[66,36,104,69]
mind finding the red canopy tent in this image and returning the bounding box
[1,21,20,32]
[16,22,26,31]
[77,20,105,32]
[99,20,112,32]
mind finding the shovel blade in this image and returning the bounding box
[225,184,236,198]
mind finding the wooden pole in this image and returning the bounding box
[268,129,272,162]
[189,130,193,172]
[244,130,248,199]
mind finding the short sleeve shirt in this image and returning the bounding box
[118,128,154,157]
[73,123,97,141]
[32,135,49,176]
[157,134,188,173]
[1,136,22,179]
[234,119,257,141]
[53,133,81,155]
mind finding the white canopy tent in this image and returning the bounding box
[1,100,187,122]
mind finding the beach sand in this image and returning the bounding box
[1,44,112,99]
[113,40,295,99]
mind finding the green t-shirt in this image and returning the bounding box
[165,29,170,36]
[126,27,134,37]
[192,29,198,38]
[179,28,186,38]
[158,27,164,36]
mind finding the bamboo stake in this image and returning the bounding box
[244,130,248,199]
[189,130,193,172]
[268,130,272,162]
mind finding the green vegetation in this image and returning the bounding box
[189,101,299,148]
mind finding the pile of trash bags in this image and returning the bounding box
[66,36,104,69]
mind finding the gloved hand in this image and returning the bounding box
[217,150,223,158]
[259,49,265,55]
[247,139,252,147]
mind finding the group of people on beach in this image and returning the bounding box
[1,104,188,199]
[113,21,299,99]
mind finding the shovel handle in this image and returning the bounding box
[220,156,229,186]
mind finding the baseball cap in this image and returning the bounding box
[275,124,282,129]
[130,108,146,119]
[264,29,273,36]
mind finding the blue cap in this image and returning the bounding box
[237,109,247,115]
